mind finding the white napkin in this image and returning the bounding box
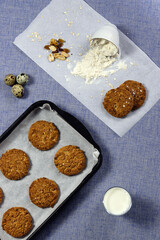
[14,0,160,137]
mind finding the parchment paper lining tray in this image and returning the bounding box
[0,101,101,240]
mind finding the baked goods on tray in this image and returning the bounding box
[0,187,3,204]
[54,145,86,176]
[29,177,60,208]
[28,120,59,150]
[0,149,30,180]
[2,207,33,238]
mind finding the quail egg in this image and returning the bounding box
[4,74,16,86]
[11,84,24,98]
[16,73,29,85]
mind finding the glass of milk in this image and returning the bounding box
[103,187,132,216]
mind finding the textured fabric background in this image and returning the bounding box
[0,0,160,240]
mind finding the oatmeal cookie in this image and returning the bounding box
[2,207,33,238]
[28,120,59,150]
[29,177,59,208]
[103,88,134,118]
[0,149,30,180]
[0,187,3,204]
[54,145,86,176]
[119,80,146,109]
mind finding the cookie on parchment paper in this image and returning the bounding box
[29,177,60,208]
[28,120,59,150]
[2,207,33,238]
[0,149,30,180]
[54,145,86,176]
[0,187,3,204]
[119,80,146,110]
[103,88,134,118]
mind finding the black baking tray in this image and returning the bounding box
[0,100,102,239]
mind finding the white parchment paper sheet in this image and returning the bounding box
[13,0,160,136]
[0,104,99,240]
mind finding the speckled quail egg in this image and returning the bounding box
[16,73,29,85]
[11,84,24,98]
[4,74,16,86]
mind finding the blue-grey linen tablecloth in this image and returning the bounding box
[0,0,160,240]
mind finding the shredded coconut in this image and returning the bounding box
[71,39,119,84]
